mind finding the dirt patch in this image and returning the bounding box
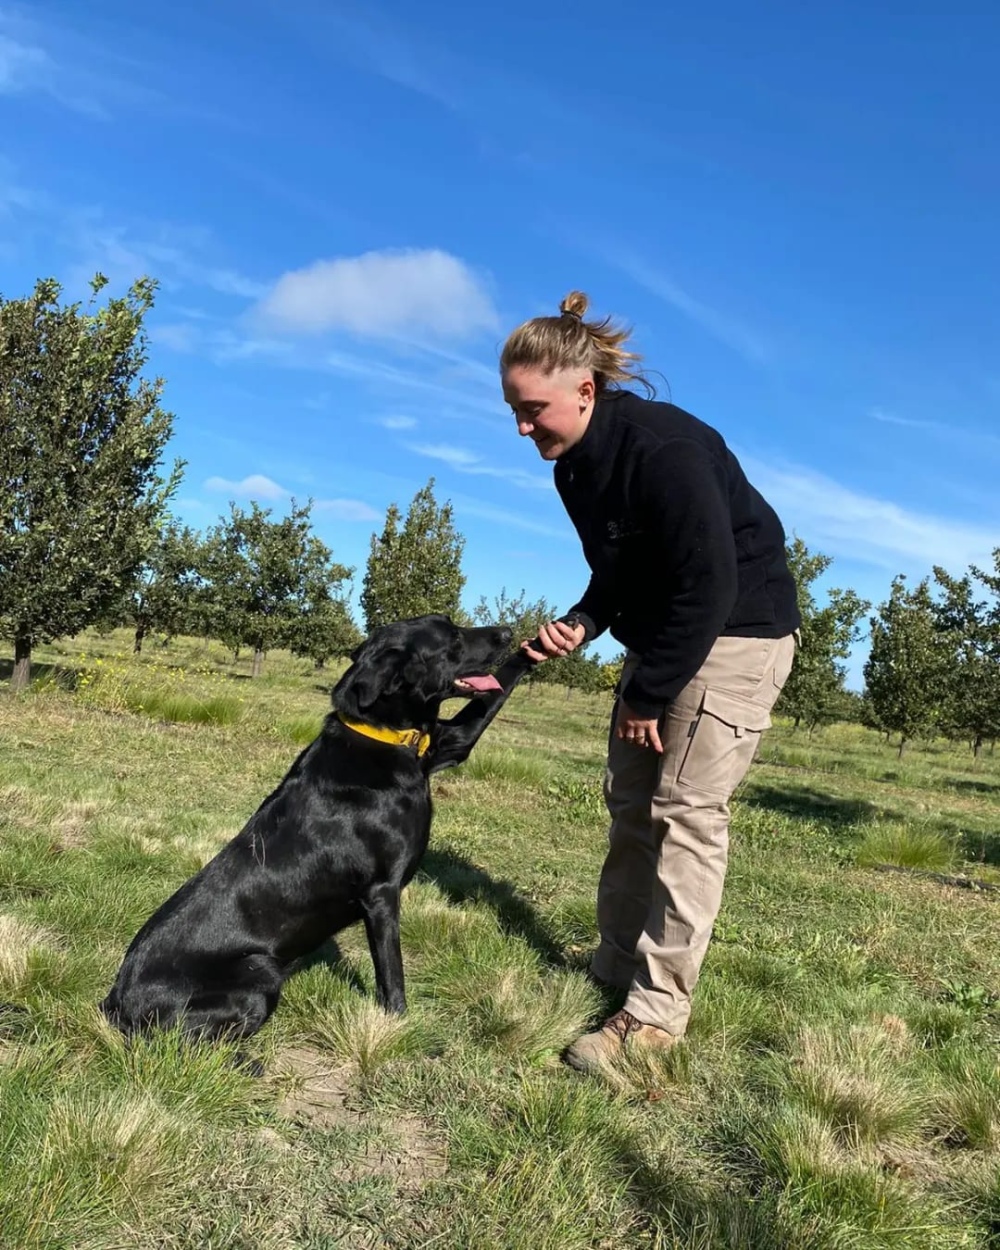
[274,1046,448,1188]
[52,800,103,851]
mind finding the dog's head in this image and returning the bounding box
[332,615,513,730]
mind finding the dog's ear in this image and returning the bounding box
[333,643,405,713]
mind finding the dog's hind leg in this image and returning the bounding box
[359,884,406,1013]
[176,953,286,1044]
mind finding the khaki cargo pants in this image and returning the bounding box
[591,632,797,1035]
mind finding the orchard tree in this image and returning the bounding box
[126,520,203,653]
[0,274,181,689]
[776,538,870,730]
[863,575,951,756]
[933,557,1000,757]
[205,499,351,677]
[361,479,465,630]
[288,561,363,670]
[472,587,556,644]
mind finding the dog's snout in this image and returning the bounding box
[499,626,513,643]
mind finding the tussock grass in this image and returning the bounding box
[855,820,960,871]
[2,629,1000,1247]
[300,999,434,1077]
[458,744,551,786]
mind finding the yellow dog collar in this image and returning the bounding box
[337,714,431,757]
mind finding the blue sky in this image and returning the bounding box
[3,1,998,682]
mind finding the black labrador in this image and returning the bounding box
[100,614,538,1044]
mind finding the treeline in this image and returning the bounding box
[1,275,998,752]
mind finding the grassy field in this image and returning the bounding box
[1,629,999,1249]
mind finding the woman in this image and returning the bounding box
[502,291,800,1072]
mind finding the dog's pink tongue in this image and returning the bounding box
[460,674,502,692]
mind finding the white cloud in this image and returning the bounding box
[378,415,418,430]
[742,455,999,574]
[255,248,498,340]
[407,442,554,492]
[202,474,379,522]
[204,474,289,501]
[313,498,382,522]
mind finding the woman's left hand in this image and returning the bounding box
[615,702,663,753]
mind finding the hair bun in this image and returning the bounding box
[559,291,589,321]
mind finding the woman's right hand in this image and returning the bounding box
[521,619,586,663]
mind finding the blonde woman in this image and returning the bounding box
[502,292,800,1072]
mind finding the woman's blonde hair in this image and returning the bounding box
[499,291,655,396]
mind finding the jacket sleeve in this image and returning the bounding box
[621,439,738,717]
[566,573,614,643]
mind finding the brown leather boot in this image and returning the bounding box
[563,1008,679,1073]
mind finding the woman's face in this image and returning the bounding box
[502,366,596,461]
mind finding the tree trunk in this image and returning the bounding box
[11,635,32,691]
[897,736,907,759]
[134,622,146,654]
[973,732,983,759]
[314,658,326,670]
[794,715,802,730]
[252,647,264,678]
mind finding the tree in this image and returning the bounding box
[361,479,465,630]
[126,520,203,653]
[933,556,1000,757]
[287,553,363,670]
[775,538,870,731]
[863,575,951,757]
[204,499,351,677]
[0,275,181,689]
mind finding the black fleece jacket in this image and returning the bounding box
[556,391,800,717]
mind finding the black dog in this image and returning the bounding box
[100,615,537,1044]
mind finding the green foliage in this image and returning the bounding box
[776,537,870,730]
[124,519,204,653]
[0,274,182,689]
[472,586,557,642]
[933,555,1000,756]
[864,575,953,754]
[360,478,465,630]
[202,499,352,676]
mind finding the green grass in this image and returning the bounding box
[1,626,999,1247]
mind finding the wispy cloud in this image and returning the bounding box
[448,495,572,541]
[66,213,268,300]
[203,473,380,522]
[378,415,418,430]
[606,249,769,364]
[869,406,1000,450]
[869,407,941,432]
[742,455,999,575]
[204,474,289,501]
[406,442,553,492]
[313,498,382,522]
[0,27,104,115]
[255,248,498,340]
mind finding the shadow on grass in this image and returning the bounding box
[958,829,1000,867]
[287,937,369,994]
[741,782,878,828]
[420,847,565,966]
[611,1131,782,1249]
[0,658,78,690]
[947,776,1000,797]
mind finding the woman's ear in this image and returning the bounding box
[578,374,595,407]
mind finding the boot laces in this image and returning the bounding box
[604,1009,645,1042]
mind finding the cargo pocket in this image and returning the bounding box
[675,689,772,801]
